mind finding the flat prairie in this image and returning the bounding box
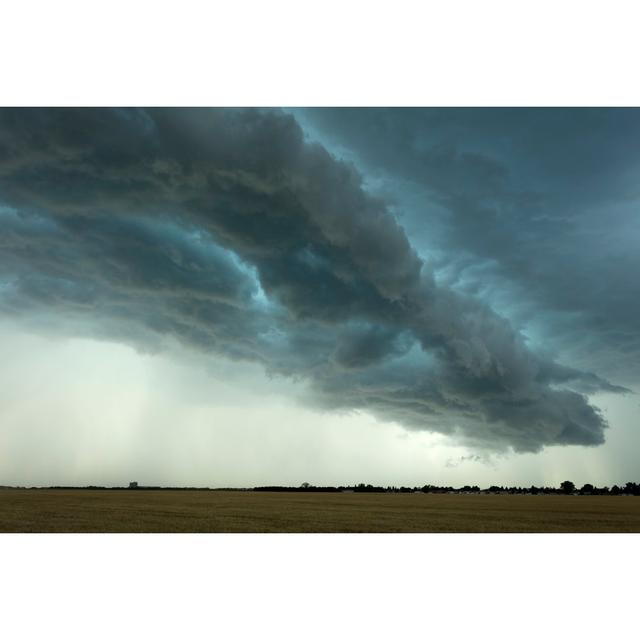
[1,489,639,533]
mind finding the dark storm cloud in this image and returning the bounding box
[0,108,627,452]
[296,108,640,383]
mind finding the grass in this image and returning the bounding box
[1,489,639,533]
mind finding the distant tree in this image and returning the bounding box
[611,485,621,495]
[580,483,594,494]
[300,482,311,489]
[560,480,575,494]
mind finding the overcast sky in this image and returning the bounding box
[0,108,638,488]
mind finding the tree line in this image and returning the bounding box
[252,481,640,495]
[4,481,639,494]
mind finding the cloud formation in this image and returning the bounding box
[0,108,628,452]
[296,108,640,383]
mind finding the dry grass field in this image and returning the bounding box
[2,489,640,532]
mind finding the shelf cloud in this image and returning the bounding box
[0,108,631,453]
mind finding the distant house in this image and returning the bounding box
[128,481,139,489]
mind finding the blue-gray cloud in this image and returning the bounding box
[0,108,629,452]
[296,108,640,383]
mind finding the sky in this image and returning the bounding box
[0,107,638,488]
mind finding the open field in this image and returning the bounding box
[2,489,640,532]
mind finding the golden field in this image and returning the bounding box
[1,489,640,533]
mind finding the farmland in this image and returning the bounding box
[1,489,640,532]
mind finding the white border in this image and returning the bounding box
[2,0,640,105]
[0,534,637,639]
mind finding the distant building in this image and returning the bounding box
[129,481,138,489]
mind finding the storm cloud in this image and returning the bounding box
[0,108,630,452]
[296,108,640,383]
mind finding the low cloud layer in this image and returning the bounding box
[0,108,629,452]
